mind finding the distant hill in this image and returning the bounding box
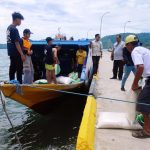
[101,33,150,49]
[1,33,150,49]
[0,44,7,49]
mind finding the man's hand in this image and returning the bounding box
[15,41,26,62]
[28,50,33,55]
[21,54,26,62]
[132,83,140,91]
[100,51,103,58]
[111,53,114,61]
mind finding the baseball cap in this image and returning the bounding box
[125,35,138,44]
[23,29,33,34]
[46,37,53,43]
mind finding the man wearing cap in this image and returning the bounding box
[125,34,150,138]
[21,29,34,84]
[7,12,24,84]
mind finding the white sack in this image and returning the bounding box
[34,79,48,84]
[56,76,73,84]
[96,112,142,130]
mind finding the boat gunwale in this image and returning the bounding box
[0,81,84,88]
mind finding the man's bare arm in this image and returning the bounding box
[132,64,144,90]
[110,48,114,60]
[15,41,25,61]
[15,41,23,56]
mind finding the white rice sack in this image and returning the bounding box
[96,112,142,130]
[34,79,48,84]
[57,76,73,84]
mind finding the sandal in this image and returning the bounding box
[132,130,150,138]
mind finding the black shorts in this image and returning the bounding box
[137,78,150,114]
[77,64,83,73]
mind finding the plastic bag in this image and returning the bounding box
[55,64,61,75]
[69,72,78,80]
[56,76,73,84]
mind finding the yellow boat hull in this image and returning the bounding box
[0,83,84,109]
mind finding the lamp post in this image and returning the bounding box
[100,12,110,37]
[58,27,61,34]
[123,21,131,40]
[87,29,92,39]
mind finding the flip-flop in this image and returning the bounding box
[132,130,150,138]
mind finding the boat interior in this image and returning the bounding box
[31,42,89,81]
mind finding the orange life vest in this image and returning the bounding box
[22,38,32,52]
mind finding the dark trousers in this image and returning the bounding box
[137,78,150,114]
[92,56,100,74]
[9,56,23,84]
[113,60,124,79]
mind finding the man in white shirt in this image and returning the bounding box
[125,34,150,138]
[90,34,103,75]
[110,34,125,80]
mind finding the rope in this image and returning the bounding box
[27,85,89,97]
[1,82,150,106]
[0,82,150,150]
[96,96,150,106]
[26,84,150,106]
[0,91,23,150]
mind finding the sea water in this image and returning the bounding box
[0,49,86,150]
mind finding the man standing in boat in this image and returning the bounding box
[7,12,25,84]
[90,34,103,75]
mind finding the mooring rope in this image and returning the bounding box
[0,91,23,150]
[26,84,150,106]
[0,82,150,150]
[1,82,150,106]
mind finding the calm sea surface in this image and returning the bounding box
[0,49,86,150]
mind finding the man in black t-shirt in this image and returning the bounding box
[7,12,25,84]
[44,37,57,84]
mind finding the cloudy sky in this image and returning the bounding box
[0,0,150,43]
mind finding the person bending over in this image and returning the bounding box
[126,35,150,138]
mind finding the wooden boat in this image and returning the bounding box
[0,40,93,111]
[0,82,84,109]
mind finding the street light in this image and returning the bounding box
[87,28,92,39]
[100,12,110,37]
[123,21,131,40]
[58,27,61,34]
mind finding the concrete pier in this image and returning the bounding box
[94,52,150,150]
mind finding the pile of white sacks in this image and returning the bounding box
[34,72,81,85]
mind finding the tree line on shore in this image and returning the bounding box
[1,32,150,49]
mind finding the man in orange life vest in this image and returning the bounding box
[21,29,34,84]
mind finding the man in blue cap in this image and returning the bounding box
[7,12,24,84]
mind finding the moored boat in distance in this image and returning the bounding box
[0,40,93,111]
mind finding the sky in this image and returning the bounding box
[0,0,150,43]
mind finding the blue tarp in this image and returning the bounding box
[31,40,90,46]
